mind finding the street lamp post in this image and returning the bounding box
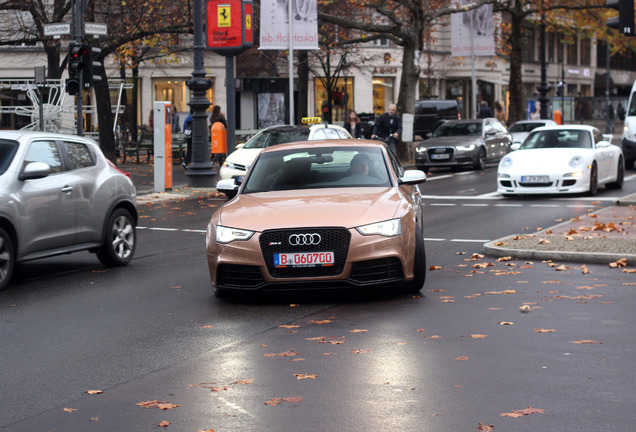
[538,7,550,120]
[186,0,217,187]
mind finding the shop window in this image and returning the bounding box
[314,78,354,122]
[372,77,394,117]
[580,38,590,66]
[521,27,535,61]
[567,36,578,65]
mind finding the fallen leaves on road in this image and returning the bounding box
[279,324,300,329]
[572,340,602,344]
[294,373,317,380]
[85,390,103,395]
[157,420,171,427]
[609,258,628,268]
[63,408,78,413]
[501,406,545,418]
[477,423,494,431]
[455,356,469,361]
[463,334,488,339]
[264,349,299,357]
[429,265,442,270]
[307,320,331,325]
[265,396,303,406]
[534,328,556,333]
[351,349,370,354]
[137,401,180,410]
[485,290,516,295]
[350,329,368,333]
[499,321,514,325]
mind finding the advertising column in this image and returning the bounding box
[153,101,173,192]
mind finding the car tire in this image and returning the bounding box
[473,147,487,170]
[0,227,15,291]
[404,225,426,293]
[606,157,625,189]
[97,208,136,267]
[588,162,598,195]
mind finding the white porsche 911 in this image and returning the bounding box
[497,125,624,196]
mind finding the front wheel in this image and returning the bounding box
[97,208,136,267]
[606,157,624,189]
[473,147,487,170]
[404,225,426,293]
[0,228,15,291]
[588,163,598,195]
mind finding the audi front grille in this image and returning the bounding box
[259,228,351,278]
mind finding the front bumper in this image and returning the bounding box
[497,175,589,194]
[206,226,416,293]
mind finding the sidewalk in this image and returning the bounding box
[122,159,636,266]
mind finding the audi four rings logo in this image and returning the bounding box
[288,233,321,246]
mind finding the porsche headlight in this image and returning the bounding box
[223,161,237,170]
[456,144,476,151]
[356,219,402,237]
[569,155,584,168]
[500,156,513,169]
[216,225,255,243]
[624,125,636,141]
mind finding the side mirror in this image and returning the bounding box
[19,162,51,180]
[510,143,521,151]
[216,178,239,194]
[399,170,427,185]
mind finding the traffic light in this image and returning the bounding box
[82,43,103,89]
[606,0,635,36]
[65,42,87,95]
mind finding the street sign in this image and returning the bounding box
[85,23,108,36]
[44,23,71,37]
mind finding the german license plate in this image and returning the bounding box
[274,252,334,268]
[431,153,450,160]
[521,175,549,183]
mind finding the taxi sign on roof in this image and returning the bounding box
[301,117,323,124]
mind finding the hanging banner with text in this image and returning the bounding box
[451,2,495,57]
[259,0,319,50]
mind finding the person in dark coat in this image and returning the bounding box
[371,104,401,154]
[344,110,362,139]
[478,100,492,118]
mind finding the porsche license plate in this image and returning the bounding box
[521,175,549,183]
[274,252,335,268]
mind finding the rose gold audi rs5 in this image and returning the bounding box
[207,140,428,297]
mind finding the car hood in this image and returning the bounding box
[217,187,404,231]
[419,136,482,147]
[510,132,530,144]
[225,148,264,166]
[506,148,593,170]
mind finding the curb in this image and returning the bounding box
[483,198,636,265]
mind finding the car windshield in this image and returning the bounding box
[0,139,18,175]
[241,146,392,193]
[243,128,310,149]
[520,129,592,149]
[433,122,481,137]
[508,122,544,133]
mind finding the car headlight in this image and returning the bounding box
[456,144,476,151]
[222,161,236,170]
[500,156,513,169]
[624,125,636,141]
[216,225,255,243]
[356,219,402,237]
[569,155,584,168]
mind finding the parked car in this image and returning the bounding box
[497,125,624,196]
[0,131,138,290]
[508,119,558,146]
[620,80,636,169]
[218,121,352,198]
[357,112,376,139]
[209,139,428,297]
[415,118,512,171]
[414,100,460,139]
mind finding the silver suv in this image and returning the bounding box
[0,131,138,290]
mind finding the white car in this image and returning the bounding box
[507,119,558,146]
[497,125,624,196]
[218,123,352,197]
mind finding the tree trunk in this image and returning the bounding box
[396,39,421,160]
[507,12,524,125]
[94,66,116,163]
